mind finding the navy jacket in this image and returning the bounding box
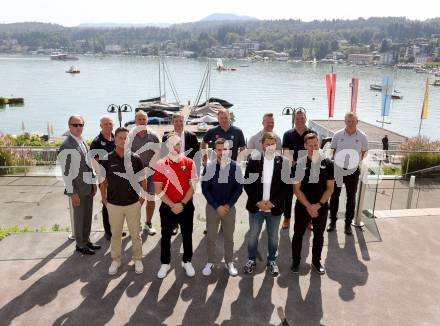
[201,160,243,209]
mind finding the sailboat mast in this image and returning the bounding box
[158,55,162,100]
[163,59,166,101]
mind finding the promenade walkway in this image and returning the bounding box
[0,177,439,325]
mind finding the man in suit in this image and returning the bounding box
[162,112,201,236]
[162,112,200,161]
[243,132,289,276]
[58,115,100,255]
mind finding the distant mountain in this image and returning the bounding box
[200,13,258,22]
[0,22,65,33]
[77,22,171,29]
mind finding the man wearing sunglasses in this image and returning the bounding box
[58,115,100,255]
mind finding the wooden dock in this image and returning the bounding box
[309,119,408,151]
[147,105,214,140]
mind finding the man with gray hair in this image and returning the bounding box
[130,110,160,236]
[58,115,100,255]
[327,112,368,235]
[90,115,126,241]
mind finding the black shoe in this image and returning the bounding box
[76,246,95,255]
[311,262,325,275]
[172,226,178,236]
[86,242,101,250]
[344,224,353,235]
[327,221,336,232]
[291,263,300,274]
[243,260,256,274]
[104,233,111,241]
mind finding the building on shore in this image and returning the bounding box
[348,54,374,65]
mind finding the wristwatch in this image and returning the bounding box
[318,201,326,207]
[180,201,187,208]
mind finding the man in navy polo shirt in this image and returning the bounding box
[91,115,120,241]
[281,109,316,230]
[202,108,246,164]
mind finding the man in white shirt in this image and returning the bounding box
[327,112,368,235]
[243,132,289,276]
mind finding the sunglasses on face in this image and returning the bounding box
[70,124,84,127]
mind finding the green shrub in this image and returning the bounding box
[383,165,402,176]
[400,136,440,177]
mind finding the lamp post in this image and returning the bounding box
[107,104,132,127]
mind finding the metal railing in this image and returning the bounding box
[363,149,440,213]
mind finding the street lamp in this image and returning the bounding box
[107,104,133,127]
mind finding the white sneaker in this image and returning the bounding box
[134,260,144,274]
[202,263,214,276]
[157,264,171,279]
[182,262,195,277]
[108,260,121,275]
[225,262,238,277]
[145,222,157,236]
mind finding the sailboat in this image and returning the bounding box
[216,58,237,71]
[136,56,183,124]
[187,59,234,126]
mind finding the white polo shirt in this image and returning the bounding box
[331,128,368,168]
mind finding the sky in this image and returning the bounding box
[1,0,439,26]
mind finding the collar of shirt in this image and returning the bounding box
[100,132,114,142]
[344,129,358,136]
[70,133,86,151]
[70,133,83,143]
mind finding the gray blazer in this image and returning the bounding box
[58,134,94,197]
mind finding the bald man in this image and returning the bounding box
[91,115,125,241]
[130,111,160,235]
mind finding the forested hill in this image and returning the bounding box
[1,17,439,58]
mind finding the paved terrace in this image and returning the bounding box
[0,177,439,325]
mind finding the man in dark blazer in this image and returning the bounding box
[162,112,200,161]
[243,132,289,276]
[58,115,100,255]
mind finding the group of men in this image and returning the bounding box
[58,107,368,278]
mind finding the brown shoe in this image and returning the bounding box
[282,218,290,229]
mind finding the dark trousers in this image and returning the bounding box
[102,204,112,236]
[283,185,294,219]
[159,201,194,264]
[292,203,328,265]
[72,195,93,248]
[330,169,360,224]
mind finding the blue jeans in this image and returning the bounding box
[248,211,281,262]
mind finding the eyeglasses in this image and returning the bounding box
[70,124,84,127]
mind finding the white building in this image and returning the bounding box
[379,52,396,65]
[105,44,122,53]
[415,56,429,65]
[348,54,374,65]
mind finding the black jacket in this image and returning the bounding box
[244,153,289,216]
[162,130,200,160]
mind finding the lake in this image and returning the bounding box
[1,54,439,141]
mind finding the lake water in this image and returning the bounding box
[1,54,439,141]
